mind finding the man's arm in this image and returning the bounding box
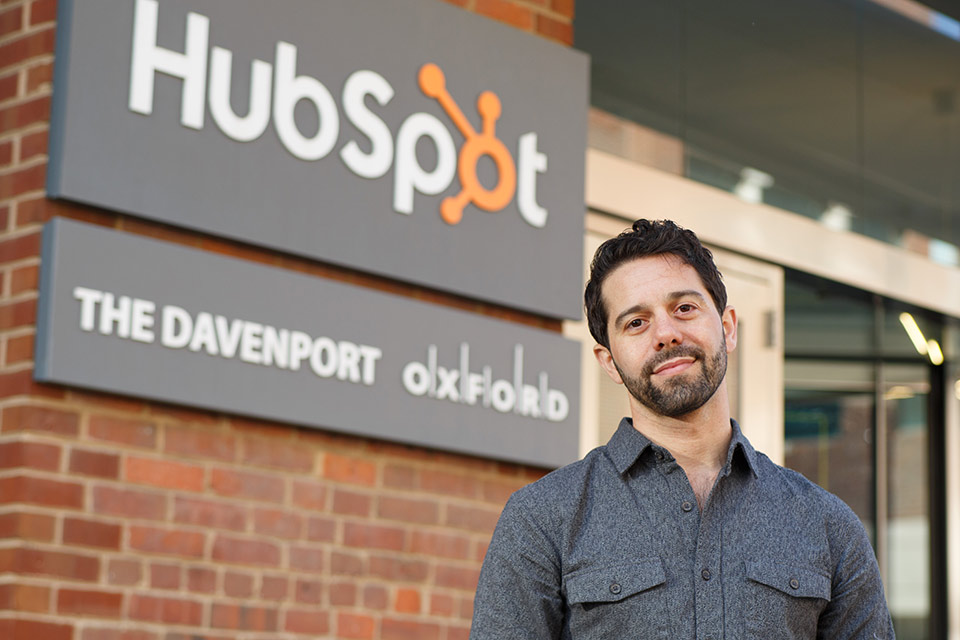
[817,501,896,638]
[470,491,565,639]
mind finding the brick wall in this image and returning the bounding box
[0,1,575,639]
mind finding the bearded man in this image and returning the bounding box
[469,219,894,639]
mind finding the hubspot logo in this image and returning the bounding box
[419,63,516,226]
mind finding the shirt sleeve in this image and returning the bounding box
[470,491,565,640]
[817,500,896,639]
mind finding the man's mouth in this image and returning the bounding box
[651,356,696,376]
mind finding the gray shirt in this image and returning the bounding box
[470,418,894,639]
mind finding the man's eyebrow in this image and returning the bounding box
[612,290,708,328]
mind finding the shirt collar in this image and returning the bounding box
[606,417,761,479]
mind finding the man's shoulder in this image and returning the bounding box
[753,451,862,524]
[508,445,614,512]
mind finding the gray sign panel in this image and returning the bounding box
[47,0,588,319]
[35,219,581,467]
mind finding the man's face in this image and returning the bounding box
[593,255,737,419]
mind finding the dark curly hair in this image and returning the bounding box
[584,219,726,348]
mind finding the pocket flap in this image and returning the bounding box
[564,558,666,605]
[746,560,831,600]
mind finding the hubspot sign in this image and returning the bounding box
[48,0,589,319]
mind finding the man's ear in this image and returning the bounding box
[722,305,738,353]
[593,344,624,385]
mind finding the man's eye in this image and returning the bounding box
[628,318,644,328]
[677,304,694,313]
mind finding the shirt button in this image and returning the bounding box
[609,583,622,594]
[681,501,694,512]
[790,578,800,590]
[701,569,711,581]
[655,451,665,461]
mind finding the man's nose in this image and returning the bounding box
[653,315,683,350]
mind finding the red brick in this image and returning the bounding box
[29,0,56,25]
[435,564,481,591]
[20,128,47,161]
[337,612,375,639]
[289,545,324,573]
[0,546,99,580]
[343,522,404,551]
[369,555,429,582]
[0,511,55,541]
[107,559,141,586]
[394,588,421,613]
[0,28,55,67]
[253,507,302,539]
[1,404,78,435]
[187,566,216,593]
[129,525,205,558]
[241,435,313,471]
[447,626,471,640]
[411,530,471,559]
[0,73,16,102]
[0,162,44,198]
[306,515,336,542]
[93,485,166,520]
[377,496,438,524]
[551,0,574,18]
[63,517,121,550]
[328,581,355,606]
[421,469,478,498]
[382,618,441,640]
[57,588,123,618]
[70,449,120,479]
[0,582,50,612]
[81,629,158,640]
[285,609,329,634]
[383,463,417,489]
[0,139,11,166]
[363,584,389,610]
[292,479,327,510]
[332,487,372,516]
[164,423,236,462]
[6,333,35,364]
[212,534,280,567]
[0,94,49,133]
[10,264,39,294]
[323,452,376,486]
[445,504,500,532]
[90,415,157,448]
[535,13,572,43]
[0,440,60,470]
[474,0,533,30]
[294,578,323,604]
[210,467,283,502]
[331,551,364,576]
[174,496,247,531]
[164,634,230,640]
[0,298,36,329]
[126,456,203,492]
[210,603,278,632]
[224,571,253,597]
[15,195,92,228]
[430,592,455,616]
[0,474,83,508]
[150,563,180,589]
[0,619,72,640]
[0,371,66,400]
[261,575,287,600]
[25,60,52,93]
[0,6,22,38]
[128,595,203,626]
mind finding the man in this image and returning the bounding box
[470,219,894,639]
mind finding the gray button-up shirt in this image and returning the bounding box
[471,419,894,639]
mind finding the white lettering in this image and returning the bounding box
[239,320,264,364]
[98,293,131,338]
[358,345,382,386]
[310,336,338,377]
[161,305,192,348]
[393,112,456,214]
[209,46,273,142]
[262,326,289,369]
[517,132,548,228]
[273,41,339,161]
[340,70,395,179]
[73,286,103,332]
[289,330,313,371]
[189,311,218,355]
[129,0,209,129]
[130,298,156,343]
[215,316,243,358]
[402,361,430,396]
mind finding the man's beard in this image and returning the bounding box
[614,342,727,418]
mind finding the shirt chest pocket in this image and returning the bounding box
[744,560,831,639]
[563,558,670,639]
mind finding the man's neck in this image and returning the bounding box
[629,390,733,508]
